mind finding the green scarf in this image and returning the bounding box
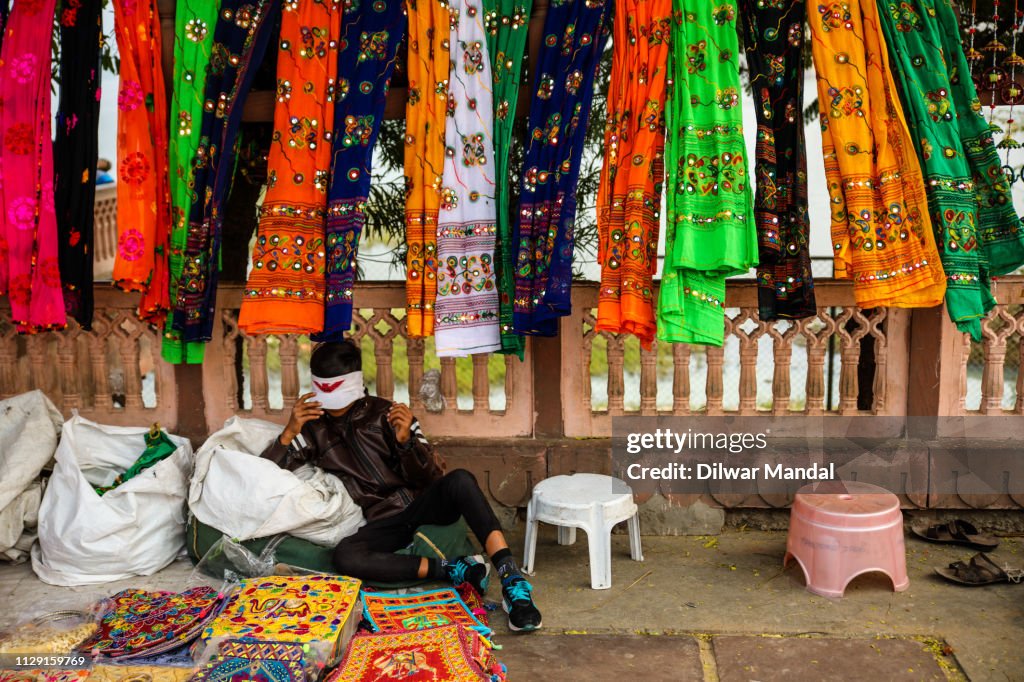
[878,0,1024,340]
[483,0,532,359]
[164,0,222,363]
[658,1,757,345]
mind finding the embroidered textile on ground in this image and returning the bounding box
[360,588,490,636]
[75,587,222,659]
[0,670,91,682]
[325,624,503,682]
[434,0,501,356]
[188,639,306,682]
[238,0,340,335]
[201,576,361,666]
[807,0,947,311]
[89,665,195,682]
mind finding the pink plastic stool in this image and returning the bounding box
[784,481,909,598]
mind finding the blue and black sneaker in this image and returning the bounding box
[501,574,542,632]
[443,556,490,595]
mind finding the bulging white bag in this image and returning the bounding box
[31,414,193,586]
[0,390,63,562]
[188,416,364,547]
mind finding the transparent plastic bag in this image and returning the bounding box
[0,595,109,654]
[187,533,287,592]
[419,369,446,413]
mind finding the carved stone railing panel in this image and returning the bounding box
[202,285,534,437]
[0,288,176,428]
[960,300,1024,415]
[562,282,909,437]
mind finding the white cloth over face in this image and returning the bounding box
[312,370,365,410]
[433,0,501,357]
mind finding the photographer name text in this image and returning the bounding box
[624,462,836,481]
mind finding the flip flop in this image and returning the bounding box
[935,553,1024,586]
[910,519,999,552]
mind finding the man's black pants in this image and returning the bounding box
[332,469,503,582]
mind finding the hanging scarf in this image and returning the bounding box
[112,0,172,325]
[658,1,757,346]
[482,0,531,358]
[54,0,102,330]
[512,0,612,336]
[319,0,406,341]
[807,1,946,314]
[596,0,670,349]
[239,0,341,335]
[878,0,1024,341]
[170,0,280,347]
[404,0,452,338]
[164,0,222,363]
[0,0,65,333]
[434,0,501,356]
[739,0,816,321]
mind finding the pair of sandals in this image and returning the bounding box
[911,520,1022,586]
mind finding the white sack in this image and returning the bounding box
[0,390,63,561]
[31,414,193,586]
[188,416,364,547]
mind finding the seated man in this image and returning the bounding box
[260,340,542,632]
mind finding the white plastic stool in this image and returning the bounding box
[523,473,643,590]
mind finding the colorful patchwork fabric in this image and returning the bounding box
[807,0,946,313]
[319,0,405,340]
[512,0,612,336]
[111,0,172,325]
[404,0,451,338]
[201,576,361,665]
[433,0,501,356]
[0,0,66,333]
[54,0,103,329]
[238,0,340,335]
[188,639,306,682]
[482,0,532,358]
[326,625,504,682]
[658,0,758,346]
[169,0,280,347]
[738,0,816,321]
[76,587,222,659]
[877,0,1024,340]
[361,588,490,636]
[596,0,671,349]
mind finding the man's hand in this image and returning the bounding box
[281,392,323,445]
[388,403,414,444]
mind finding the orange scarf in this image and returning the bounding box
[239,0,340,335]
[111,0,171,324]
[596,0,670,349]
[808,0,946,308]
[404,0,451,338]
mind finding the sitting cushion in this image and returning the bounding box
[186,517,477,589]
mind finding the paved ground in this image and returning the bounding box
[2,527,1021,681]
